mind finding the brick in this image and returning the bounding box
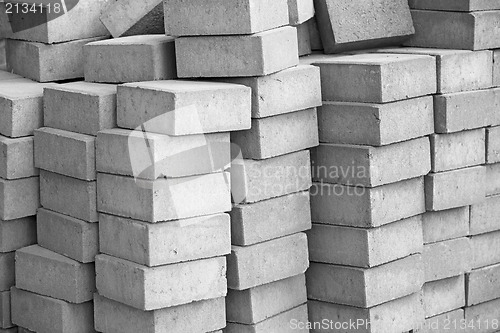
[34,128,96,181]
[217,65,321,119]
[40,170,97,222]
[84,35,176,83]
[0,217,36,253]
[0,253,14,291]
[225,304,308,333]
[117,80,251,135]
[0,291,12,328]
[486,163,500,196]
[99,213,230,267]
[470,230,500,269]
[97,172,230,222]
[416,309,464,333]
[231,191,311,246]
[309,215,422,268]
[464,298,500,333]
[494,49,500,86]
[308,293,425,333]
[308,17,323,51]
[15,245,95,303]
[289,0,314,25]
[409,0,500,11]
[96,129,230,180]
[100,0,164,38]
[6,37,106,82]
[0,0,110,44]
[406,10,500,50]
[313,0,413,53]
[0,135,36,179]
[175,26,299,77]
[434,88,500,133]
[0,177,39,220]
[487,126,500,164]
[227,233,308,290]
[297,22,312,56]
[164,0,288,36]
[470,195,500,235]
[467,263,500,306]
[95,293,225,333]
[425,166,485,211]
[226,274,306,324]
[11,287,95,333]
[37,208,98,263]
[43,82,117,136]
[430,129,485,172]
[318,96,434,146]
[311,177,425,228]
[231,108,319,159]
[313,53,436,102]
[423,275,465,318]
[375,48,493,94]
[231,150,312,204]
[0,80,56,137]
[422,207,469,244]
[96,254,226,310]
[307,254,423,308]
[312,137,431,187]
[423,238,472,282]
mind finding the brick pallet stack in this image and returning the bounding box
[164,0,321,330]
[0,72,57,333]
[0,0,111,82]
[81,29,251,333]
[304,52,437,332]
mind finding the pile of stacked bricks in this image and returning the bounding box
[0,0,499,332]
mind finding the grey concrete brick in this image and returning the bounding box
[117,80,251,135]
[312,137,431,187]
[317,97,434,146]
[425,166,485,211]
[486,163,500,196]
[416,309,464,333]
[43,82,117,136]
[487,126,500,164]
[34,127,96,180]
[423,275,465,318]
[226,274,306,324]
[0,253,14,291]
[99,213,230,267]
[97,172,231,222]
[470,195,500,235]
[307,254,424,308]
[84,35,176,83]
[422,207,469,244]
[94,294,225,333]
[311,177,425,228]
[470,230,500,269]
[0,217,36,253]
[15,245,95,303]
[231,108,319,159]
[464,298,500,333]
[96,254,227,310]
[227,233,309,290]
[37,208,98,263]
[423,238,472,282]
[0,177,39,220]
[308,215,423,268]
[0,291,12,329]
[466,263,500,306]
[40,170,97,222]
[230,191,311,246]
[164,0,288,35]
[6,37,107,82]
[0,135,36,179]
[288,0,315,25]
[175,26,299,77]
[312,53,436,103]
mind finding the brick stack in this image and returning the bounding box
[0,0,111,82]
[288,0,315,57]
[304,52,438,332]
[0,72,56,333]
[165,0,321,330]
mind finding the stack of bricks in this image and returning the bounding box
[81,20,251,333]
[304,51,438,332]
[0,0,111,82]
[0,70,56,333]
[164,0,321,330]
